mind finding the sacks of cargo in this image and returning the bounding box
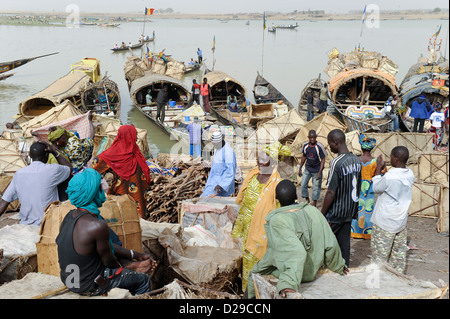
[0,224,40,284]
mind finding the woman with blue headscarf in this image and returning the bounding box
[351,134,378,240]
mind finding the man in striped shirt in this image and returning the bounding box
[321,129,362,266]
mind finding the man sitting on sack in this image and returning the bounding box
[56,168,157,296]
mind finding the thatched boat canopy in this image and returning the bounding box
[328,68,397,108]
[18,73,92,119]
[129,71,190,106]
[203,70,247,102]
[399,59,449,106]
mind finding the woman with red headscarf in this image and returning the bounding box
[92,125,151,218]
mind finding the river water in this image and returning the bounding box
[1,18,448,155]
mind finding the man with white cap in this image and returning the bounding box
[201,131,237,197]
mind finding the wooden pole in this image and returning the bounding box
[261,24,265,77]
[29,286,68,299]
[360,76,366,106]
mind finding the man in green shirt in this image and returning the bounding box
[246,180,348,299]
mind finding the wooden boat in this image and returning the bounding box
[0,52,58,75]
[18,73,92,121]
[253,72,294,109]
[398,57,449,132]
[128,72,191,135]
[273,22,298,29]
[80,76,121,119]
[142,36,155,43]
[98,23,120,27]
[18,58,120,120]
[111,42,143,52]
[202,70,250,134]
[184,61,201,74]
[0,73,15,81]
[298,74,327,112]
[326,50,399,133]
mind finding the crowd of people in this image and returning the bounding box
[307,83,449,150]
[0,87,438,299]
[233,130,415,298]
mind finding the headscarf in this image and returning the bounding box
[66,168,106,216]
[263,142,291,162]
[359,134,377,151]
[66,168,114,253]
[210,131,223,143]
[47,126,73,143]
[98,125,151,182]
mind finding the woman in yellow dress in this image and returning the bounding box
[232,142,291,291]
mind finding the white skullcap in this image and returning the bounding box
[210,131,223,142]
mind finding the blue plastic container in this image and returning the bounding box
[169,101,176,107]
[184,116,190,122]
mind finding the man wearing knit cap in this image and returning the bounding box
[201,131,237,197]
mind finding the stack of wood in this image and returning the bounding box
[145,161,210,223]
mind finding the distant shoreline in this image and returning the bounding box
[0,10,448,22]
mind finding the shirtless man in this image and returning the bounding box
[56,168,157,296]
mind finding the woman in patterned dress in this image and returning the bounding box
[47,126,94,174]
[351,134,377,239]
[232,142,291,291]
[46,121,94,201]
[92,125,151,218]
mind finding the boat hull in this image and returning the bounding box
[333,104,392,133]
[253,72,294,109]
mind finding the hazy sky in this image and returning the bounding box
[1,0,449,14]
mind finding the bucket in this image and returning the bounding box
[184,116,190,122]
[169,101,176,107]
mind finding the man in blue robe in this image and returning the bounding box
[201,131,236,197]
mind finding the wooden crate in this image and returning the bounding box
[249,103,274,124]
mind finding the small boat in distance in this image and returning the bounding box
[111,42,144,52]
[98,23,120,27]
[184,61,202,74]
[273,22,298,29]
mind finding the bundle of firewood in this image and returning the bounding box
[144,161,210,223]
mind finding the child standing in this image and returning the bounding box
[370,146,415,274]
[428,103,446,149]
